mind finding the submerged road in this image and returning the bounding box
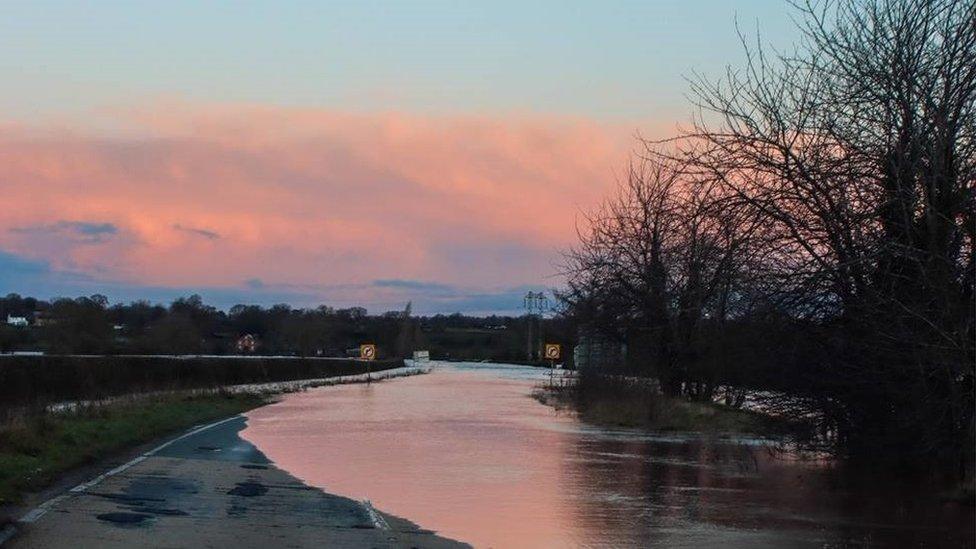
[9,416,467,548]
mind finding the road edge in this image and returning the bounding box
[0,364,433,546]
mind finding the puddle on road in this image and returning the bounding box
[92,475,199,528]
[96,512,153,526]
[227,481,269,497]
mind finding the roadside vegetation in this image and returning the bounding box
[0,355,403,412]
[0,391,266,506]
[535,374,789,436]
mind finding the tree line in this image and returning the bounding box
[0,293,569,363]
[560,0,974,476]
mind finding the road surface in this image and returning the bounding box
[8,416,467,548]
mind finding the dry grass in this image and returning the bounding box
[535,374,783,435]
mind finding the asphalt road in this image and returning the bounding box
[8,416,468,548]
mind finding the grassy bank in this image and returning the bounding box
[535,375,784,435]
[0,391,268,506]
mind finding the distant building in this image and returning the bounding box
[32,312,58,326]
[6,315,28,327]
[573,330,626,371]
[236,334,258,353]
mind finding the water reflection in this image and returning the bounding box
[242,362,972,548]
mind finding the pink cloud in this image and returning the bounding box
[0,102,643,300]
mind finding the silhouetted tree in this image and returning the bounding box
[43,295,113,354]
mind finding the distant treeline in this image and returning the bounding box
[0,354,403,411]
[0,293,573,363]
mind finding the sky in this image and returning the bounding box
[0,0,796,315]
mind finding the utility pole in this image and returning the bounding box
[523,291,548,361]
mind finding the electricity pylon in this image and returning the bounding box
[523,291,548,361]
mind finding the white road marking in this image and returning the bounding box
[18,414,243,524]
[18,495,68,524]
[361,499,391,530]
[0,524,18,545]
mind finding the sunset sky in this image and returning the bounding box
[1,1,794,314]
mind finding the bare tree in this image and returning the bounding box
[672,0,975,470]
[562,151,760,399]
[564,0,973,478]
[561,157,680,387]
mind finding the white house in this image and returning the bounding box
[6,315,29,327]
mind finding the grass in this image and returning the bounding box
[534,376,784,435]
[0,391,268,506]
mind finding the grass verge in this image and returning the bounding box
[0,391,268,506]
[534,377,785,435]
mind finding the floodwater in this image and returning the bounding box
[242,362,972,548]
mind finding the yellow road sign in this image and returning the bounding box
[360,344,377,360]
[544,343,561,360]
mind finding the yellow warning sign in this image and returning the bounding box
[360,344,377,360]
[544,343,561,360]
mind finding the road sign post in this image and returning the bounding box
[544,343,561,385]
[360,344,376,382]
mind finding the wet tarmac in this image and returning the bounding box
[9,416,467,548]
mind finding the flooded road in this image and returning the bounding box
[242,362,972,548]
